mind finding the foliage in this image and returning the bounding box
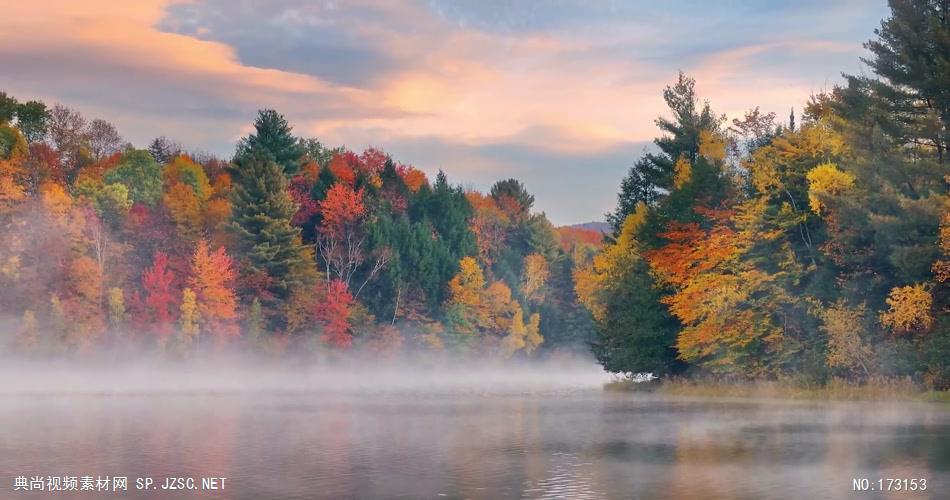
[880,284,934,335]
[806,163,855,215]
[104,149,162,205]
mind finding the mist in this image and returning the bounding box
[0,350,612,397]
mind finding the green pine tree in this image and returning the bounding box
[229,146,313,320]
[237,109,305,176]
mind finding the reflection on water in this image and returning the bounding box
[1,389,948,499]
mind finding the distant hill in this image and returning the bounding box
[564,221,611,234]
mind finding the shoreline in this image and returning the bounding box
[604,377,950,403]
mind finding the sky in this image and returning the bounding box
[0,0,890,225]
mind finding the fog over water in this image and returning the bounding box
[1,357,947,499]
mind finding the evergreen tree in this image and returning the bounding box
[860,0,950,163]
[236,109,304,176]
[608,72,721,232]
[228,146,312,317]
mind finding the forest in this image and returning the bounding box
[0,1,947,389]
[0,93,601,361]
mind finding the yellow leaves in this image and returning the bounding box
[0,124,27,161]
[179,287,200,349]
[521,253,549,303]
[448,256,486,312]
[880,284,933,335]
[673,157,692,189]
[574,205,648,323]
[501,307,527,357]
[40,182,73,222]
[164,181,202,239]
[933,207,950,282]
[485,281,516,332]
[806,163,855,215]
[107,287,126,329]
[500,308,543,358]
[0,172,26,214]
[818,299,871,375]
[447,257,527,339]
[164,155,212,202]
[525,312,543,354]
[698,129,727,163]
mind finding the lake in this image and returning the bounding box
[0,363,947,499]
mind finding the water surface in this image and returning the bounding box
[1,366,947,499]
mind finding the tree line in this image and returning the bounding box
[581,0,949,388]
[0,101,600,359]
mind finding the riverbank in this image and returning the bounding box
[605,376,950,403]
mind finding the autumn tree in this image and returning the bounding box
[521,253,549,303]
[818,299,872,377]
[46,104,91,183]
[178,287,200,352]
[314,279,354,348]
[317,183,387,297]
[139,251,177,342]
[880,284,934,335]
[104,149,162,205]
[188,239,239,341]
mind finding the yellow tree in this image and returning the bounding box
[525,312,543,354]
[447,256,489,333]
[501,307,527,357]
[178,287,200,351]
[880,284,934,335]
[818,299,872,377]
[521,253,549,303]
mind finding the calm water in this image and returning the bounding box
[1,370,948,499]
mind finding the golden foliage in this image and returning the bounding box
[525,312,543,354]
[880,284,933,334]
[818,300,871,376]
[501,308,527,357]
[806,163,854,215]
[521,253,549,303]
[178,287,200,349]
[107,287,126,329]
[574,204,648,323]
[672,157,692,189]
[933,206,950,282]
[698,129,727,163]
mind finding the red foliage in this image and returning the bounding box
[288,174,319,226]
[328,153,357,185]
[141,251,177,337]
[26,143,63,185]
[555,226,603,251]
[314,280,354,348]
[359,147,388,174]
[645,219,741,288]
[319,183,366,238]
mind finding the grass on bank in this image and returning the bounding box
[604,375,950,403]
